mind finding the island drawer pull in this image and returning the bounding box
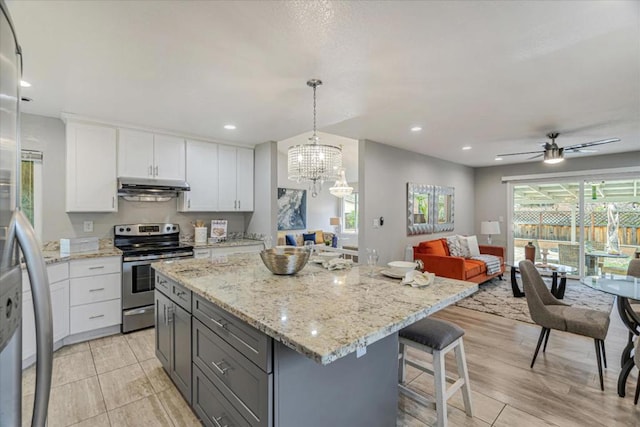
[167,306,174,323]
[89,288,105,292]
[211,359,229,375]
[209,317,228,329]
[88,266,105,270]
[211,415,229,427]
[89,314,104,320]
[175,290,186,298]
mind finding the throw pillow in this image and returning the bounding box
[302,233,316,243]
[314,230,324,244]
[416,239,448,256]
[285,234,297,246]
[458,235,480,257]
[446,236,469,257]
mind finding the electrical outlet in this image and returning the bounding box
[373,218,380,228]
[83,221,93,232]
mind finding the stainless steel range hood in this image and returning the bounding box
[117,177,190,202]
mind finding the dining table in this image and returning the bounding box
[584,251,629,275]
[580,274,640,397]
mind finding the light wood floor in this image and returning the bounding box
[398,304,640,426]
[21,305,639,426]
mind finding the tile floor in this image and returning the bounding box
[21,328,201,427]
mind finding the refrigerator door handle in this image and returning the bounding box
[12,210,52,427]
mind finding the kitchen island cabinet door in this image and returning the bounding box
[179,140,218,212]
[66,123,117,212]
[171,302,192,403]
[154,134,186,181]
[155,290,172,371]
[117,129,154,179]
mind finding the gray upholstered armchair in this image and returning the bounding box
[519,260,611,391]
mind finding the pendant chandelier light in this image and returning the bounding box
[288,79,342,197]
[329,168,353,198]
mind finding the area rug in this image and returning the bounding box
[455,277,615,324]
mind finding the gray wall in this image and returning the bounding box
[359,139,476,265]
[474,151,640,249]
[246,141,278,242]
[277,151,339,233]
[21,113,247,242]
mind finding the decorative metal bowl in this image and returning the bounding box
[260,247,310,275]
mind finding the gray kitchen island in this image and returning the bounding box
[151,253,478,427]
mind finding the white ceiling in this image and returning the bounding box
[7,0,640,167]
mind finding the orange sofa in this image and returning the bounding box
[413,238,505,284]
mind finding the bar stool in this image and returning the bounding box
[398,317,473,427]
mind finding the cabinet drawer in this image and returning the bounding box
[193,319,271,427]
[155,272,192,312]
[70,273,121,306]
[69,299,121,334]
[193,249,211,259]
[193,295,271,372]
[193,364,251,427]
[70,257,121,278]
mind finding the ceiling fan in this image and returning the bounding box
[497,132,620,164]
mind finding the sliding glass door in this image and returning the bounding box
[511,177,639,277]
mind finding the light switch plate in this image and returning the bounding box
[83,221,93,232]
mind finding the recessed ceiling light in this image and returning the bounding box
[462,146,472,150]
[410,126,422,132]
[20,80,31,88]
[223,124,236,130]
[494,156,503,161]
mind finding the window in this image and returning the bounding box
[342,192,358,233]
[21,150,43,238]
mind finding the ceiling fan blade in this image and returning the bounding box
[563,138,620,150]
[497,150,545,157]
[527,153,544,160]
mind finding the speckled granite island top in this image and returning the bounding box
[152,253,478,365]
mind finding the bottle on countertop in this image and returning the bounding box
[404,245,414,262]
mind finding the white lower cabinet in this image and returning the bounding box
[22,256,122,366]
[69,256,122,334]
[69,300,121,335]
[22,263,70,364]
[192,243,263,260]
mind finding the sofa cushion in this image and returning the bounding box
[285,234,297,246]
[302,232,316,243]
[417,239,448,256]
[463,260,482,278]
[465,259,486,275]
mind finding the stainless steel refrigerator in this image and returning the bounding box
[0,1,53,425]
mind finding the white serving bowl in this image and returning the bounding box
[387,261,418,275]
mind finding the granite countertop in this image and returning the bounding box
[152,254,478,365]
[36,239,122,265]
[189,239,265,249]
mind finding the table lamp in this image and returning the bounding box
[480,221,500,245]
[330,217,341,233]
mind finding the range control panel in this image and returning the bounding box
[0,267,22,353]
[114,223,180,236]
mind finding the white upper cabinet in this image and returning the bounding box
[66,122,118,212]
[218,145,254,212]
[153,134,186,181]
[178,140,219,212]
[118,129,186,181]
[236,147,254,211]
[117,129,154,179]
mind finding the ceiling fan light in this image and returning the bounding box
[543,148,564,164]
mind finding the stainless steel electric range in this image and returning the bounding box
[114,223,193,333]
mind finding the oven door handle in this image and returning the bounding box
[123,252,193,263]
[122,259,155,267]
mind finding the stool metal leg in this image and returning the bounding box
[398,342,406,383]
[433,349,448,427]
[455,340,474,417]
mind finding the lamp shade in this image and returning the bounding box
[480,221,500,235]
[330,217,341,226]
